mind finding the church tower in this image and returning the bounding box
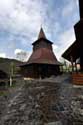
[20,28,61,78]
[32,27,53,51]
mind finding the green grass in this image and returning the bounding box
[0,91,8,96]
[9,83,17,88]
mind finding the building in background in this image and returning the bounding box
[62,0,83,85]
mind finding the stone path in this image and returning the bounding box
[0,74,83,125]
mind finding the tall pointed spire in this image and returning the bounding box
[38,27,46,39]
[79,0,83,19]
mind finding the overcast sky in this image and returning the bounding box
[0,0,79,61]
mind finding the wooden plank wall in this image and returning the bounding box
[72,73,83,85]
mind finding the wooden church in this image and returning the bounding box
[20,28,61,78]
[62,0,83,85]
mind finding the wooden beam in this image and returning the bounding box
[70,56,74,72]
[75,61,78,73]
[79,0,83,19]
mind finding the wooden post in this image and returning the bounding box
[79,0,83,19]
[10,76,12,87]
[75,61,78,73]
[70,56,74,72]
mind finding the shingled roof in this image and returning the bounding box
[62,41,80,62]
[38,27,46,39]
[32,28,53,45]
[25,48,61,65]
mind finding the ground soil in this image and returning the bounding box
[0,74,83,125]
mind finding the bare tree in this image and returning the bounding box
[16,51,28,62]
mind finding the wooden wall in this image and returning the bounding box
[72,73,83,85]
[20,64,60,79]
[33,40,52,51]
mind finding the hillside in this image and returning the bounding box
[0,57,22,75]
